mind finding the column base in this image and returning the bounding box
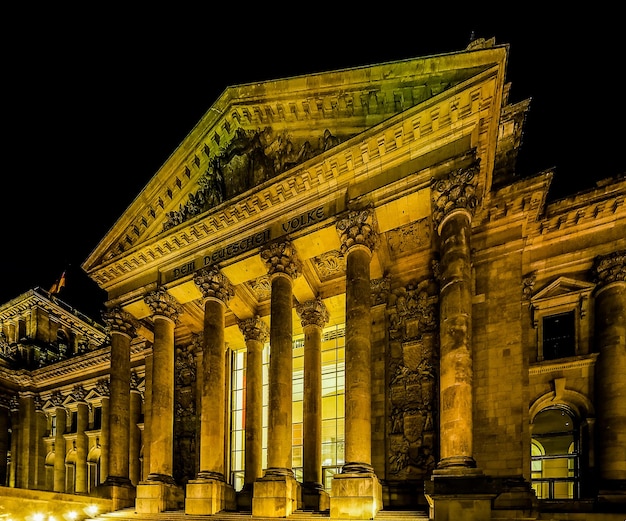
[330,472,382,520]
[302,481,330,512]
[252,471,301,517]
[424,472,497,521]
[135,480,184,513]
[185,478,236,514]
[93,478,136,511]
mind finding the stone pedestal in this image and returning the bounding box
[302,482,330,512]
[185,478,236,514]
[252,473,301,517]
[424,473,496,521]
[330,473,382,520]
[135,481,184,513]
[94,481,136,511]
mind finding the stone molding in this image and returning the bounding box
[592,249,626,286]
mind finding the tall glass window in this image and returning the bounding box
[230,325,344,492]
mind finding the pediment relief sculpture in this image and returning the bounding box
[163,126,348,232]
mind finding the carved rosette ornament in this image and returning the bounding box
[144,289,181,322]
[260,240,301,279]
[336,207,378,254]
[431,161,480,233]
[194,266,235,305]
[296,298,330,329]
[102,307,139,337]
[592,249,626,287]
[238,316,270,343]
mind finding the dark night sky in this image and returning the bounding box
[2,9,624,320]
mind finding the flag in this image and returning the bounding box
[49,270,67,295]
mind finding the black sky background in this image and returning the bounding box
[2,9,624,321]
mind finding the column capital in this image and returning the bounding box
[296,298,329,329]
[592,249,626,287]
[144,289,181,322]
[238,316,269,343]
[102,306,139,337]
[432,161,480,233]
[194,266,235,305]
[336,207,378,254]
[261,240,301,279]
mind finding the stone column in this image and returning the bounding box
[425,163,495,521]
[136,290,184,513]
[129,372,142,486]
[592,250,626,504]
[74,387,89,494]
[9,397,19,488]
[52,396,67,493]
[253,240,302,517]
[331,207,382,520]
[97,380,110,486]
[296,298,330,512]
[186,267,237,514]
[0,402,9,486]
[237,315,269,510]
[100,307,137,508]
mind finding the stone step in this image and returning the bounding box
[91,508,429,521]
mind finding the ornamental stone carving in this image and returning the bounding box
[592,249,626,286]
[193,266,235,305]
[371,275,391,306]
[523,271,537,300]
[71,385,87,402]
[144,289,182,322]
[238,316,270,343]
[95,378,110,397]
[260,240,301,279]
[102,307,139,337]
[175,344,197,386]
[336,207,378,254]
[431,161,480,231]
[296,298,329,329]
[50,391,64,407]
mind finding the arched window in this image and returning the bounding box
[531,407,580,499]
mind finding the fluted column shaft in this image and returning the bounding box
[53,405,67,492]
[297,299,329,493]
[592,250,626,484]
[239,317,269,486]
[437,209,475,468]
[102,308,137,487]
[144,290,180,483]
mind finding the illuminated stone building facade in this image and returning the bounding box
[1,38,625,520]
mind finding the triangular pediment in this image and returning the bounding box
[531,277,596,302]
[82,37,512,322]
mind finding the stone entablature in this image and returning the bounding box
[88,75,500,293]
